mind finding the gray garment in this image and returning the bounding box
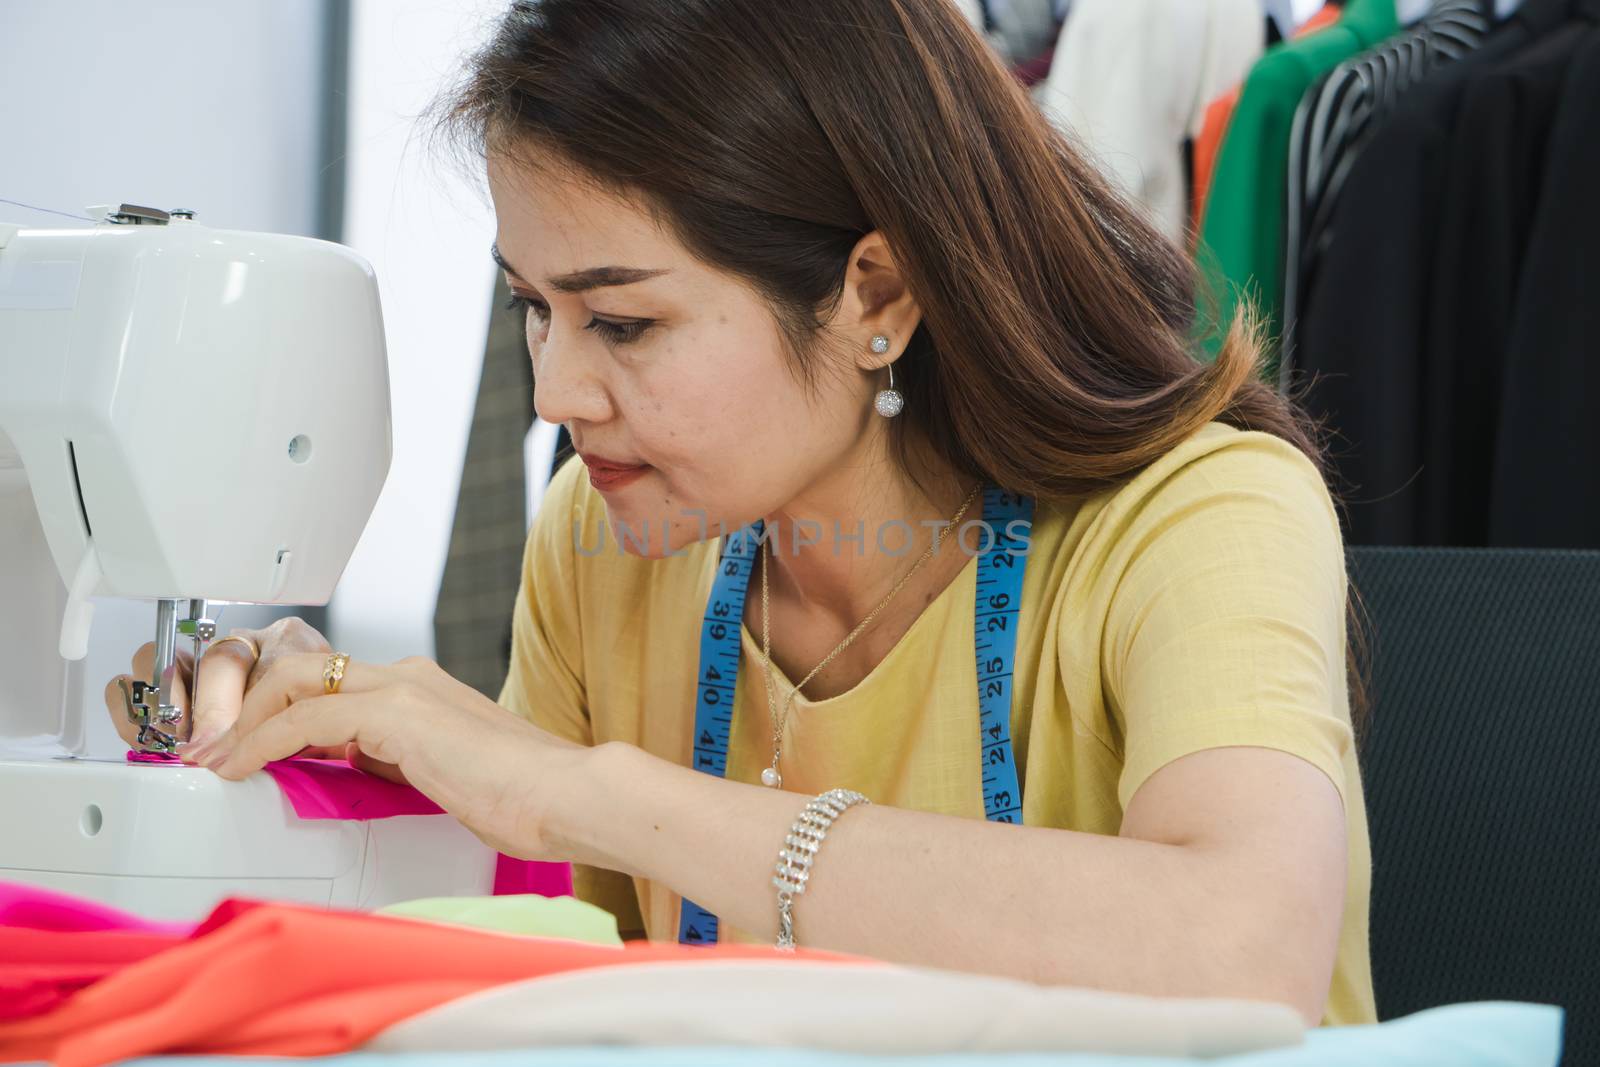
[432,275,537,698]
[986,0,1059,60]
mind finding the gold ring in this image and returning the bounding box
[211,634,261,662]
[323,652,351,694]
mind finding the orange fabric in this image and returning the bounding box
[1192,86,1243,235]
[0,899,863,1067]
[1190,2,1345,234]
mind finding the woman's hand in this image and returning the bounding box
[103,616,336,753]
[185,651,588,860]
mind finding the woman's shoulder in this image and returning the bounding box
[1080,420,1335,528]
[1025,420,1343,590]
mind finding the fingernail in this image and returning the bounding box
[177,735,214,764]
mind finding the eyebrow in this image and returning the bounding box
[491,243,670,294]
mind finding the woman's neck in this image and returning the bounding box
[758,437,979,633]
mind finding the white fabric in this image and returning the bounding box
[953,0,986,32]
[1038,0,1263,241]
[1261,0,1297,38]
[367,959,1305,1057]
[1395,0,1432,23]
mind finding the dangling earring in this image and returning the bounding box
[871,335,903,418]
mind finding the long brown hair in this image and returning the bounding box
[438,0,1369,734]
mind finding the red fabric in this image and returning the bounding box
[0,881,196,1023]
[0,897,863,1067]
[1012,45,1057,88]
[1190,2,1345,234]
[0,927,177,1024]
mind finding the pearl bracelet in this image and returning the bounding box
[772,787,870,950]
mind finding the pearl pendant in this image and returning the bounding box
[761,766,782,788]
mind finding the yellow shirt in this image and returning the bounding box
[499,420,1376,1027]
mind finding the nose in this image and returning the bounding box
[530,323,612,428]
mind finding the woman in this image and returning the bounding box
[106,0,1373,1028]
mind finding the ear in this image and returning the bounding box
[832,231,923,370]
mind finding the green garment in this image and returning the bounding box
[377,894,624,947]
[1196,0,1399,370]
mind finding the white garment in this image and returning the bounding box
[1038,0,1263,242]
[367,958,1305,1057]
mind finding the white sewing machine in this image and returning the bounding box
[0,206,494,919]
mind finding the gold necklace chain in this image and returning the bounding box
[758,481,983,788]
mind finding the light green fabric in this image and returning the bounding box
[377,895,623,947]
[1196,0,1399,369]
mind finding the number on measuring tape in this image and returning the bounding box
[678,520,763,945]
[974,485,1032,825]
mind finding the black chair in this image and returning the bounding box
[1350,547,1599,1063]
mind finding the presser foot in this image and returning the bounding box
[117,677,183,754]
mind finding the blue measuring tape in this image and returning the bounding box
[677,485,1034,946]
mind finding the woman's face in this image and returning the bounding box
[487,153,882,558]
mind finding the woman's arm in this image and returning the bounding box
[196,634,1344,1027]
[548,738,1347,1026]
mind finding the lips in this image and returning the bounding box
[578,451,650,492]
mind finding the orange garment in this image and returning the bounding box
[0,899,862,1067]
[1191,2,1345,233]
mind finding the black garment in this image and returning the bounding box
[1294,0,1585,546]
[1281,0,1489,379]
[1420,18,1593,545]
[1490,28,1600,546]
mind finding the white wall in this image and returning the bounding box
[0,0,332,756]
[329,0,506,665]
[0,1,326,236]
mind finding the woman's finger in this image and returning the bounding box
[348,742,412,786]
[210,692,381,780]
[202,653,392,767]
[184,628,264,754]
[130,643,195,693]
[106,656,192,750]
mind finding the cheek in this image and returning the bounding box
[634,320,791,449]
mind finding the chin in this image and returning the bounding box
[595,501,689,561]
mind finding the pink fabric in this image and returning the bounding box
[124,752,573,897]
[0,881,192,937]
[494,854,573,897]
[262,758,447,819]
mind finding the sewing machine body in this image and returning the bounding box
[0,758,497,919]
[0,208,495,916]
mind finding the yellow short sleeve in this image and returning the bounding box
[1099,433,1355,811]
[498,453,645,936]
[498,454,589,739]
